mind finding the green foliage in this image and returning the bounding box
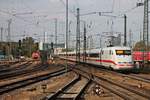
[133,41,150,51]
[0,36,39,58]
[21,37,35,57]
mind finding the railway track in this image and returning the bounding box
[0,61,22,70]
[93,66,150,84]
[129,74,150,82]
[72,62,150,88]
[69,58,150,82]
[61,58,150,82]
[0,64,65,87]
[0,62,36,80]
[0,61,30,73]
[44,74,91,100]
[71,66,150,100]
[0,60,19,66]
[0,68,67,95]
[121,73,150,83]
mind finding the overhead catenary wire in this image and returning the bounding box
[0,9,64,28]
[59,0,76,17]
[74,0,79,8]
[0,10,40,27]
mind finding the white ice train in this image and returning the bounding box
[59,46,134,70]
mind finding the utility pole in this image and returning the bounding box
[124,14,127,46]
[29,37,32,57]
[8,19,12,60]
[140,28,142,41]
[129,29,132,48]
[99,35,102,64]
[90,36,93,49]
[68,21,72,49]
[44,32,46,43]
[65,0,68,72]
[55,18,57,54]
[110,20,114,46]
[83,21,86,62]
[76,8,80,63]
[143,0,149,64]
[0,27,3,42]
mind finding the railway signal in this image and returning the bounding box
[41,84,47,93]
[18,40,21,47]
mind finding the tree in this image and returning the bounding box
[133,41,150,51]
[21,37,35,57]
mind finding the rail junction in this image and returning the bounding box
[0,58,149,100]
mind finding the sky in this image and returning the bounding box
[0,0,147,48]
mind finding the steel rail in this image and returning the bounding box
[44,74,80,100]
[0,62,30,73]
[74,79,91,100]
[76,61,150,84]
[129,74,150,82]
[0,63,38,80]
[0,68,67,95]
[44,74,91,100]
[72,67,150,99]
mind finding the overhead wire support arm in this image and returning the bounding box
[0,10,39,27]
[12,12,33,16]
[59,0,76,17]
[80,11,112,17]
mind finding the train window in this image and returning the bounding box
[116,50,123,54]
[116,50,131,55]
[89,53,99,57]
[124,50,131,55]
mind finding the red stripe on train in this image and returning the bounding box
[93,59,133,67]
[95,60,117,65]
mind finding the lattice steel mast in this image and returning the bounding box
[76,8,80,63]
[143,0,149,63]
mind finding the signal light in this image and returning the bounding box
[18,40,21,47]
